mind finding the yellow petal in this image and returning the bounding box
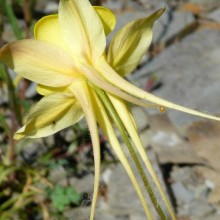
[71,80,100,220]
[108,94,176,220]
[107,8,165,76]
[37,84,68,96]
[90,90,153,220]
[99,59,220,122]
[59,0,105,60]
[14,93,83,139]
[34,7,115,48]
[94,6,116,36]
[34,15,68,51]
[0,40,77,87]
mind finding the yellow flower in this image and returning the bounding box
[0,0,219,219]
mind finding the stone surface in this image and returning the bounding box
[171,181,194,205]
[154,9,195,43]
[190,0,220,9]
[149,113,204,164]
[131,106,149,131]
[207,8,220,22]
[95,148,169,220]
[170,166,220,220]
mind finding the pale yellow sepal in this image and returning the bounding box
[94,6,116,36]
[0,40,76,87]
[71,80,100,220]
[14,93,83,139]
[107,8,165,76]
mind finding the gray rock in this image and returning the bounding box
[69,174,94,194]
[190,0,220,8]
[34,0,58,14]
[188,199,215,219]
[102,0,125,11]
[171,181,194,205]
[206,213,220,220]
[154,9,195,43]
[131,106,149,131]
[207,8,220,22]
[137,0,168,10]
[25,82,37,98]
[139,128,151,149]
[48,166,68,186]
[171,166,193,182]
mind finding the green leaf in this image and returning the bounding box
[49,185,81,212]
[66,187,81,205]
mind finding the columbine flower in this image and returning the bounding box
[1,0,219,219]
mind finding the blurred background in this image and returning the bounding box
[1,0,220,219]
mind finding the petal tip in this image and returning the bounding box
[150,7,166,23]
[14,133,24,140]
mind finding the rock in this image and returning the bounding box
[139,128,151,149]
[69,174,94,194]
[189,0,220,9]
[154,9,195,43]
[131,106,149,131]
[187,119,220,171]
[102,0,125,12]
[205,214,220,220]
[171,181,194,205]
[34,0,58,14]
[194,166,220,204]
[67,148,171,220]
[136,0,168,10]
[44,1,59,13]
[149,114,204,164]
[188,199,215,219]
[25,82,37,98]
[171,166,194,182]
[96,162,156,219]
[48,166,68,186]
[64,206,91,220]
[207,8,220,22]
[170,165,220,219]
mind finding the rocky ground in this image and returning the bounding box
[2,0,220,219]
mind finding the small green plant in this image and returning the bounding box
[47,185,81,212]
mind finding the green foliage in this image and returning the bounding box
[1,0,23,39]
[47,185,81,212]
[0,114,10,136]
[46,159,69,169]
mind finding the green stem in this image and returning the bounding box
[95,87,167,220]
[1,0,23,40]
[0,65,22,162]
[0,65,22,124]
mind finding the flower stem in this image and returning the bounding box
[94,87,168,220]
